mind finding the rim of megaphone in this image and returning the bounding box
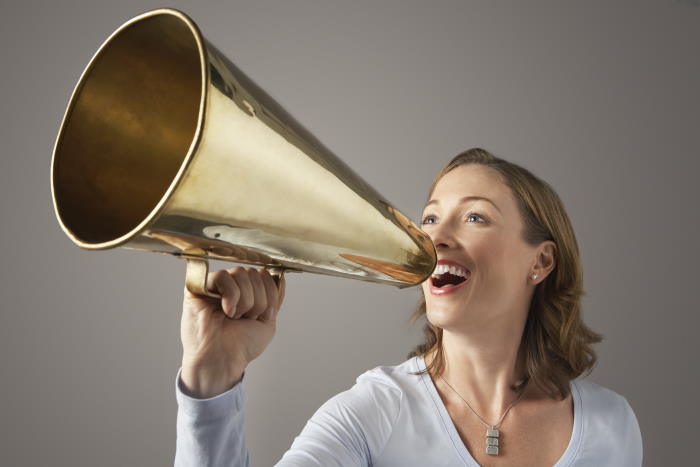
[50,8,209,250]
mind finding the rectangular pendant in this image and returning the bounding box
[486,428,500,455]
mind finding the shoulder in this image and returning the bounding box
[316,356,414,418]
[572,377,643,464]
[309,356,422,434]
[356,356,416,392]
[573,377,639,424]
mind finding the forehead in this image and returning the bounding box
[430,164,509,202]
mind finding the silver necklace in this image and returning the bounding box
[439,375,527,456]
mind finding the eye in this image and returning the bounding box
[421,213,486,225]
[421,215,437,225]
[466,212,486,223]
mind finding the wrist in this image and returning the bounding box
[180,358,247,399]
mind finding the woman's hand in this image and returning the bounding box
[179,266,286,398]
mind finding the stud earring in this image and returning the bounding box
[531,273,538,280]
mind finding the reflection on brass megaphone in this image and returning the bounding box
[51,8,436,298]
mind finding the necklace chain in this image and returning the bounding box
[438,375,527,429]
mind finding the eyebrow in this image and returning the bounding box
[424,196,502,214]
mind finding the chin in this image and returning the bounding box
[422,283,470,327]
[425,301,465,330]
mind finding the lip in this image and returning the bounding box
[429,259,472,296]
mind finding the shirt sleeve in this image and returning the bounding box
[276,376,402,466]
[174,368,401,467]
[174,367,249,467]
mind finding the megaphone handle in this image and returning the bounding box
[185,258,285,299]
[185,257,221,299]
[266,267,285,288]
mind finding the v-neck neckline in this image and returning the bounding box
[415,355,584,467]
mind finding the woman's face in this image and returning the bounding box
[420,164,540,330]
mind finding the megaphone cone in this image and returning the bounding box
[51,8,436,297]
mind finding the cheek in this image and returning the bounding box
[470,236,521,281]
[491,242,531,280]
[468,236,501,264]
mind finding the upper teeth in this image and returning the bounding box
[432,264,470,278]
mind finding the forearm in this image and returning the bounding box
[174,367,249,467]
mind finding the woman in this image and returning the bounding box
[174,148,643,466]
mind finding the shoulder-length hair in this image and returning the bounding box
[407,148,603,400]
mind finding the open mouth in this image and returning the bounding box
[431,272,468,288]
[430,263,471,289]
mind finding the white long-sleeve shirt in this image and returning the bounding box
[175,355,643,466]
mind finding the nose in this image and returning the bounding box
[425,219,457,250]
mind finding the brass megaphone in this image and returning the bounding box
[51,8,436,298]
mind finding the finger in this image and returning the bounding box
[220,270,241,318]
[244,268,268,320]
[209,270,239,317]
[231,267,255,319]
[258,270,278,322]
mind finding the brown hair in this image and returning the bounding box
[406,148,603,400]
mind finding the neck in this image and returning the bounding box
[426,311,531,423]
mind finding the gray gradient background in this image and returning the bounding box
[1,1,698,466]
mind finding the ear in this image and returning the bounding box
[532,241,556,281]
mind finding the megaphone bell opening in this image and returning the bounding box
[51,10,206,248]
